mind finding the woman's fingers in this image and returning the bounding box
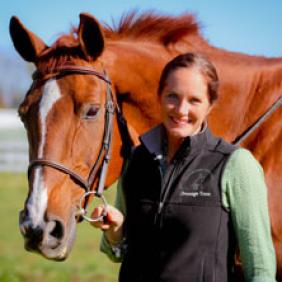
[90,205,125,244]
[106,206,124,227]
[91,205,105,219]
[90,206,110,229]
[90,205,124,231]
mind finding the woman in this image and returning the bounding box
[91,53,276,282]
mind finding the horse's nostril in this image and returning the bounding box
[48,220,64,240]
[19,210,43,241]
[24,225,44,250]
[43,219,64,249]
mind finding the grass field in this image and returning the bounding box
[0,173,119,282]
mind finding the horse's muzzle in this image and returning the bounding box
[19,209,74,260]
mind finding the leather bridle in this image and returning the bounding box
[28,65,130,222]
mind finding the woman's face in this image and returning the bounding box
[160,67,212,142]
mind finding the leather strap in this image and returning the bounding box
[233,96,282,145]
[28,159,90,191]
[32,65,111,84]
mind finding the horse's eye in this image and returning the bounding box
[83,104,100,119]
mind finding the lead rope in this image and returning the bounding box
[232,96,282,145]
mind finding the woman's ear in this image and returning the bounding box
[207,102,214,115]
[78,13,105,61]
[9,16,47,62]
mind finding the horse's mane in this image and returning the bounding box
[103,11,200,45]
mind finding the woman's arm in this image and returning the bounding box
[98,178,127,263]
[222,148,277,282]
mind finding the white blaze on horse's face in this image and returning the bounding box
[26,79,61,227]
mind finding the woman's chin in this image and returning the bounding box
[165,121,203,139]
[166,130,188,141]
[166,125,194,139]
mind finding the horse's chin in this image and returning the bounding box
[39,240,74,261]
[24,214,77,261]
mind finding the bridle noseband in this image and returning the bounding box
[28,65,123,222]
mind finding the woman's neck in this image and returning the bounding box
[165,123,206,163]
[167,136,183,163]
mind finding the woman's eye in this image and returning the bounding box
[166,92,179,101]
[84,105,100,119]
[190,97,201,104]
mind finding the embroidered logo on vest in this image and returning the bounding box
[180,169,213,197]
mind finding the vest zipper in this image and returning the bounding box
[154,163,165,224]
[158,201,164,214]
[157,164,164,215]
[159,161,178,213]
[155,159,180,223]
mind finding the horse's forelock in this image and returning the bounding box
[34,26,81,73]
[37,47,84,75]
[52,29,79,48]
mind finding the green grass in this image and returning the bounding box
[0,173,119,282]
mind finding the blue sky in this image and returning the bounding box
[1,0,281,58]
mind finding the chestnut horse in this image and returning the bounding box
[10,12,282,279]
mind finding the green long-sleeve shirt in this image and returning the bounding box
[100,148,277,282]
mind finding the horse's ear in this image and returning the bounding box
[78,13,104,60]
[9,16,47,62]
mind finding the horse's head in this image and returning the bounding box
[10,14,123,260]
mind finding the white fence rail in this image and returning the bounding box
[0,109,28,172]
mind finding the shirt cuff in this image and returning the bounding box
[248,275,277,282]
[100,233,126,262]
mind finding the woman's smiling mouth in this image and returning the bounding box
[170,116,191,126]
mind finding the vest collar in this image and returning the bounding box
[139,122,216,160]
[139,124,165,159]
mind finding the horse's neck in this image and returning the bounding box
[200,52,282,141]
[105,41,166,135]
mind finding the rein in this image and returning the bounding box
[232,96,282,145]
[28,65,131,222]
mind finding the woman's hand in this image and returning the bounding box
[90,205,124,245]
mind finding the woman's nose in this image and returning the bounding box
[176,100,189,115]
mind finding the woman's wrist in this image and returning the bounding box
[104,228,124,246]
[104,231,124,246]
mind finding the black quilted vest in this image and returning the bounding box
[119,125,238,282]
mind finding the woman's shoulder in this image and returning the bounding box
[222,148,266,209]
[229,147,261,165]
[130,143,150,159]
[126,143,153,171]
[224,147,264,179]
[206,129,236,155]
